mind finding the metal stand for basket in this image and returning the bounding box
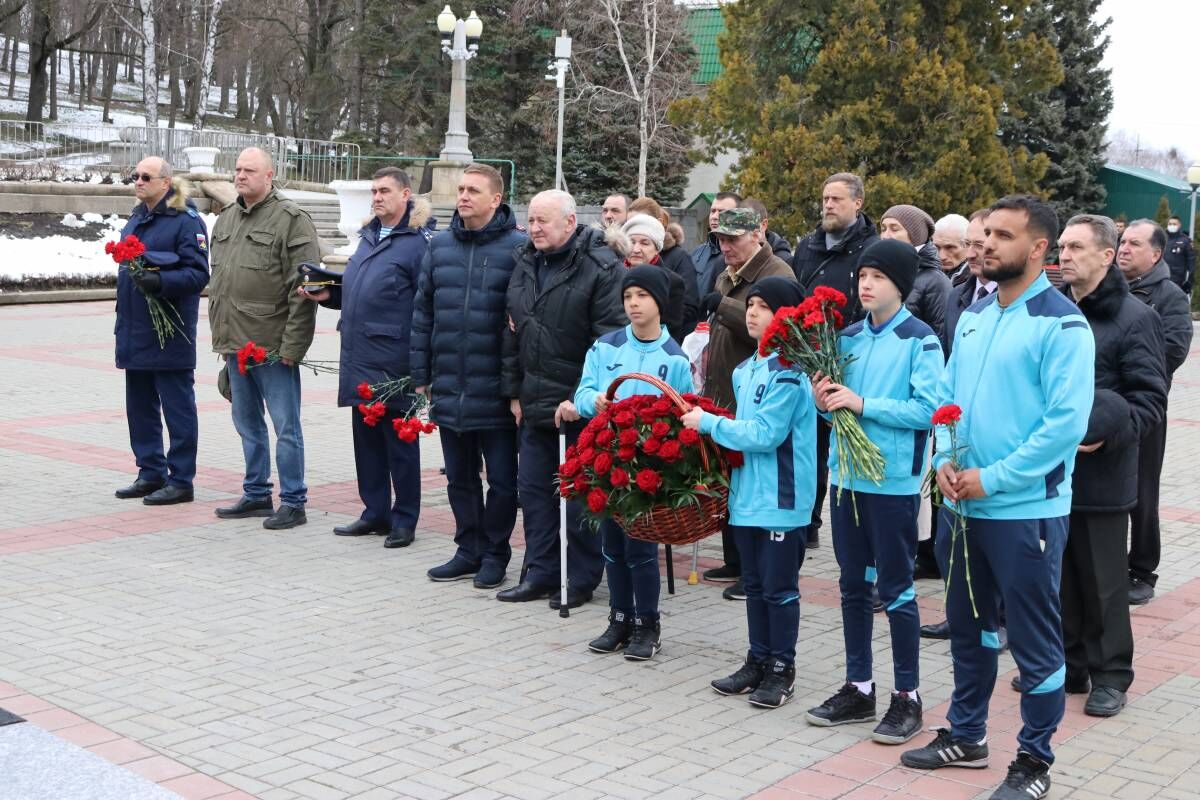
[665,544,675,595]
[558,426,569,619]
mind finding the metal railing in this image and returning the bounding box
[0,121,359,185]
[291,154,520,201]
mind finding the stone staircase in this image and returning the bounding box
[289,195,347,250]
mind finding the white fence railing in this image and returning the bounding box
[0,122,358,186]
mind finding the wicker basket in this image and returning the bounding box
[604,373,729,546]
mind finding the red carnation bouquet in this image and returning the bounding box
[107,234,188,348]
[355,380,437,443]
[923,404,977,617]
[558,384,741,544]
[759,287,885,503]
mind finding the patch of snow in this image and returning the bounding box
[80,212,104,223]
[59,213,87,228]
[0,233,121,279]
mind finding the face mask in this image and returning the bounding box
[1167,224,1180,234]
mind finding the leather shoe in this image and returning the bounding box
[920,620,951,639]
[1084,685,1126,717]
[1129,576,1155,605]
[383,528,415,548]
[115,478,163,499]
[215,496,273,519]
[496,580,552,602]
[143,485,193,506]
[549,589,593,610]
[334,519,388,537]
[263,505,307,530]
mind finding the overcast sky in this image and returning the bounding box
[1100,0,1199,158]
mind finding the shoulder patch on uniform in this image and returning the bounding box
[767,357,792,373]
[893,315,934,341]
[662,338,685,358]
[1025,287,1078,319]
[840,320,865,337]
[185,207,198,218]
[922,341,939,351]
[598,328,628,347]
[967,291,998,312]
[1061,320,1088,330]
[196,233,207,251]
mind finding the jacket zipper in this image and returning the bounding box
[961,305,1007,458]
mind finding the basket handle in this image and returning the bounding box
[604,372,715,473]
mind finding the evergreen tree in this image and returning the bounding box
[1156,196,1172,226]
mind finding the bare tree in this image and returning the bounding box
[138,0,157,126]
[1106,129,1192,178]
[25,0,106,123]
[194,0,223,129]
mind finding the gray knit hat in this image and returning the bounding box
[882,204,935,246]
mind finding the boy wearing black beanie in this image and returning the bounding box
[804,238,943,743]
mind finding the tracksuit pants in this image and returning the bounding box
[936,510,1068,764]
[733,525,805,665]
[832,491,920,691]
[601,521,660,619]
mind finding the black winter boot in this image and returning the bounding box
[588,610,632,654]
[624,615,661,661]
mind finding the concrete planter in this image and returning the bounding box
[328,180,373,255]
[183,146,221,175]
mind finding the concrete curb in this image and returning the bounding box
[0,289,117,305]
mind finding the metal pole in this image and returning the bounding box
[555,75,565,191]
[558,427,569,618]
[1190,187,1197,241]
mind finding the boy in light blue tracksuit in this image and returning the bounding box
[575,265,693,662]
[900,197,1094,800]
[683,277,816,709]
[804,240,943,744]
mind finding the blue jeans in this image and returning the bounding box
[227,358,306,508]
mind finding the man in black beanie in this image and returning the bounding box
[746,275,805,312]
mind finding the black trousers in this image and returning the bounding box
[1062,510,1134,691]
[1129,415,1167,585]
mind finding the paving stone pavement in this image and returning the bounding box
[1,299,1199,800]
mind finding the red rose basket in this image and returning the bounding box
[560,372,733,546]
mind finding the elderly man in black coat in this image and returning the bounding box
[1118,219,1195,605]
[1056,214,1167,718]
[499,189,625,609]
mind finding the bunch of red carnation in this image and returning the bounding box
[105,234,147,265]
[236,341,270,374]
[358,401,388,426]
[558,392,741,525]
[394,416,436,443]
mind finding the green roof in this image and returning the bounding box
[1102,163,1191,192]
[685,7,726,85]
[686,192,715,209]
[1100,163,1194,221]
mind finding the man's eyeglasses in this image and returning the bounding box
[131,172,165,183]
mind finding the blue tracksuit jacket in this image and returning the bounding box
[829,306,943,495]
[698,352,816,530]
[574,325,693,416]
[933,272,1094,519]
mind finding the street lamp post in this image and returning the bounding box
[436,6,482,164]
[1187,163,1200,240]
[545,30,571,191]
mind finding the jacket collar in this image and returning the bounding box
[622,324,671,352]
[236,187,279,215]
[135,189,177,219]
[997,270,1053,311]
[862,304,912,337]
[1127,258,1171,291]
[1065,264,1129,320]
[451,203,516,244]
[725,242,775,286]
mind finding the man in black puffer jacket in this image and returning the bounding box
[1058,214,1167,719]
[1118,219,1194,605]
[500,189,626,609]
[411,164,528,590]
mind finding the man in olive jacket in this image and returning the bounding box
[208,147,320,530]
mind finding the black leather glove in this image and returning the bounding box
[132,270,162,295]
[700,291,723,317]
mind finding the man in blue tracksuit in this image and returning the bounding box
[901,196,1094,800]
[804,240,942,744]
[114,157,210,506]
[683,276,816,709]
[574,266,694,661]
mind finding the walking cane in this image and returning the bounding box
[688,541,700,585]
[558,425,570,619]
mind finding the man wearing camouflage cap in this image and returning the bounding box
[698,207,797,598]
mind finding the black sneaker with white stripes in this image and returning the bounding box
[989,752,1051,800]
[900,727,989,770]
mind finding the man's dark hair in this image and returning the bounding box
[372,166,411,189]
[714,190,743,204]
[743,197,770,222]
[988,194,1059,245]
[1128,218,1168,255]
[604,192,631,210]
[1168,215,1182,224]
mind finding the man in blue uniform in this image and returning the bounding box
[901,196,1094,800]
[113,157,210,506]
